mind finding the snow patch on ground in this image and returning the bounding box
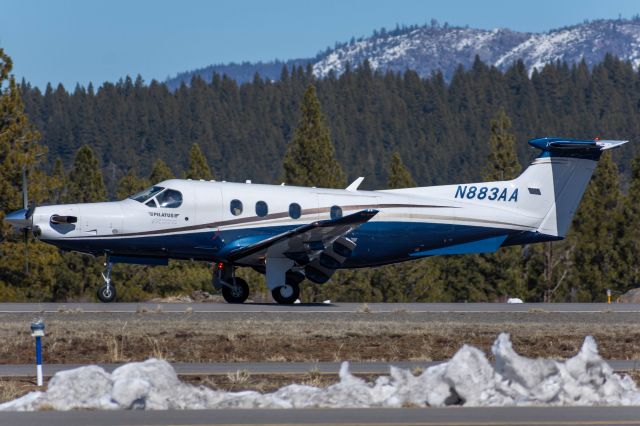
[2,333,639,411]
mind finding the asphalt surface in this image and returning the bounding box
[4,407,640,425]
[1,302,639,313]
[2,360,639,378]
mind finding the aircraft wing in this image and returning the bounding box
[226,209,378,273]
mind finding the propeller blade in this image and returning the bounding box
[23,228,29,275]
[26,203,36,220]
[22,166,28,210]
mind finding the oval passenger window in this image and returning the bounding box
[330,205,342,220]
[230,199,243,216]
[256,201,268,217]
[289,203,301,219]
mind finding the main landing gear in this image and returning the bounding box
[271,283,300,305]
[97,260,117,303]
[213,263,302,305]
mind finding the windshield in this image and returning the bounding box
[129,186,165,203]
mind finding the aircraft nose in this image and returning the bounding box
[4,208,32,228]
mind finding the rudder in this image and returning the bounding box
[515,137,627,238]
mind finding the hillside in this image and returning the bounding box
[166,18,640,87]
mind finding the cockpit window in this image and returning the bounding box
[156,189,183,208]
[130,186,165,203]
[146,199,157,208]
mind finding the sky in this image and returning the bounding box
[1,0,639,89]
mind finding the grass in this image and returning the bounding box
[1,316,640,364]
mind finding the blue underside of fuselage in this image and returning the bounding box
[43,222,559,268]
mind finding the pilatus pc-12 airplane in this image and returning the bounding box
[5,137,627,304]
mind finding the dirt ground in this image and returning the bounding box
[1,312,639,364]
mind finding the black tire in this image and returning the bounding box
[97,284,116,303]
[221,277,250,304]
[271,283,300,305]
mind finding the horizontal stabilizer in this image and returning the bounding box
[410,235,508,257]
[528,137,628,160]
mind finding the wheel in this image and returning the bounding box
[97,284,116,303]
[271,283,300,305]
[221,277,249,304]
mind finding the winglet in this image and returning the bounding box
[346,177,365,191]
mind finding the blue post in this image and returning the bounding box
[31,320,45,386]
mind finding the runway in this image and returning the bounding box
[1,302,639,313]
[4,407,640,426]
[1,359,638,377]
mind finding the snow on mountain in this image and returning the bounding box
[166,18,640,87]
[312,19,640,80]
[313,26,529,79]
[495,20,640,72]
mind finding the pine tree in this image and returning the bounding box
[387,152,416,188]
[184,143,213,180]
[49,158,68,204]
[0,48,58,301]
[66,145,107,203]
[476,107,526,300]
[618,155,640,291]
[149,159,174,183]
[282,85,346,188]
[116,169,149,200]
[482,108,521,181]
[0,48,46,231]
[567,152,624,301]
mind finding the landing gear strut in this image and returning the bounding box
[97,260,116,303]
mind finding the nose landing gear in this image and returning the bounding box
[213,263,250,304]
[221,277,249,304]
[97,260,117,303]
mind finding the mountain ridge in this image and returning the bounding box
[166,17,640,88]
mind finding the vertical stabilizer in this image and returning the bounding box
[515,138,627,237]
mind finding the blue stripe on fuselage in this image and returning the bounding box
[42,221,531,267]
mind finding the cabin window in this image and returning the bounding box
[330,205,342,220]
[289,203,301,219]
[130,186,164,203]
[230,199,243,216]
[256,201,268,217]
[157,189,183,208]
[146,199,157,208]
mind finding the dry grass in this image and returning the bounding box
[0,378,42,403]
[2,317,640,364]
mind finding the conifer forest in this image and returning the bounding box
[2,48,640,303]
